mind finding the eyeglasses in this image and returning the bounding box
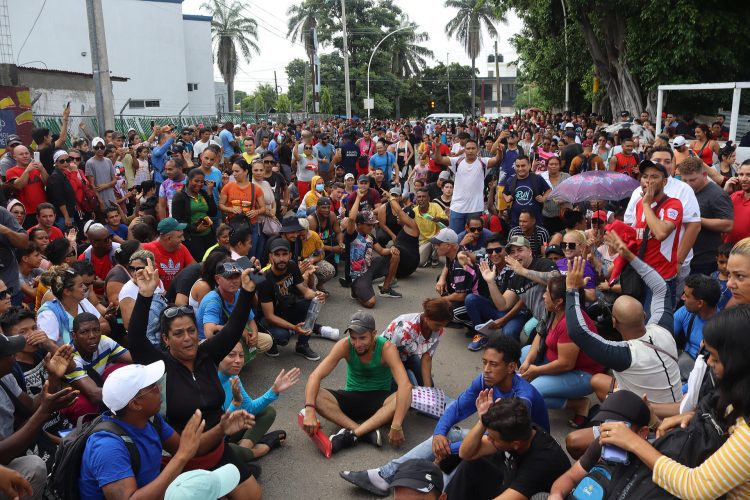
[486,247,504,254]
[163,305,194,319]
[561,242,577,250]
[304,147,313,150]
[0,289,9,300]
[128,265,145,273]
[468,227,483,233]
[263,160,276,164]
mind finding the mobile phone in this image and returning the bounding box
[150,120,155,128]
[601,420,630,465]
[66,101,70,109]
[235,256,253,270]
[33,151,40,163]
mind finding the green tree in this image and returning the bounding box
[275,94,292,113]
[320,87,333,114]
[444,0,505,118]
[254,94,265,115]
[285,58,307,110]
[202,0,259,112]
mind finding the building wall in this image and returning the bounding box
[16,70,97,115]
[182,16,215,115]
[9,0,213,116]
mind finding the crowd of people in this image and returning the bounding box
[0,106,748,499]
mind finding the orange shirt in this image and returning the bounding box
[221,182,264,224]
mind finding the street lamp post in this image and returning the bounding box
[367,25,411,121]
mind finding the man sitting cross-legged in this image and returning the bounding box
[302,311,412,454]
[339,336,549,496]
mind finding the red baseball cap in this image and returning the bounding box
[592,210,607,223]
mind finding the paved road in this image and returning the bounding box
[239,264,571,499]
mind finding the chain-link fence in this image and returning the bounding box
[33,112,336,147]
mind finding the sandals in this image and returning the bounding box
[569,404,600,429]
[257,430,287,451]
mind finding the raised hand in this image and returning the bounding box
[230,377,243,407]
[504,255,524,274]
[565,256,589,290]
[175,410,205,461]
[272,367,301,394]
[475,388,494,417]
[134,258,160,297]
[39,381,78,414]
[240,268,256,293]
[220,409,255,436]
[44,344,74,379]
[479,259,496,283]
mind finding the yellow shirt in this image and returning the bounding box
[653,416,750,499]
[414,203,446,244]
[242,152,259,164]
[300,231,324,259]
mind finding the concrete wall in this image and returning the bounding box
[183,16,215,115]
[16,69,97,115]
[9,0,214,116]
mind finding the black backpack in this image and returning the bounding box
[568,391,727,500]
[49,414,162,500]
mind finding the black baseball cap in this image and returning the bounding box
[390,459,443,495]
[268,238,291,253]
[593,390,650,427]
[545,244,564,257]
[639,160,668,178]
[0,333,25,357]
[345,311,376,334]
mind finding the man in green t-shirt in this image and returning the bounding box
[302,311,412,454]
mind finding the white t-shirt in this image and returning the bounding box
[38,299,101,345]
[118,279,165,304]
[447,156,490,214]
[193,139,220,159]
[624,176,700,265]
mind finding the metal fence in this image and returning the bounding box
[33,112,336,147]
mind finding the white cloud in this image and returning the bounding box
[182,0,521,94]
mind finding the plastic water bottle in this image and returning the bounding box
[303,297,322,332]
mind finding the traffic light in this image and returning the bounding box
[430,100,435,109]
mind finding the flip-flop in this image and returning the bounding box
[257,430,287,451]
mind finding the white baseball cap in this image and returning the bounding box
[91,136,105,148]
[102,360,165,412]
[672,136,686,148]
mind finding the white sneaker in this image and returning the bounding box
[319,326,340,340]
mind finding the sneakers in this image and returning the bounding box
[378,286,403,298]
[295,343,321,361]
[265,343,279,357]
[468,334,489,351]
[360,429,382,447]
[339,277,351,288]
[431,258,441,268]
[330,428,357,454]
[339,470,389,497]
[319,326,340,341]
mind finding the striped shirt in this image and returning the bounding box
[653,417,750,499]
[65,336,128,382]
[508,225,550,258]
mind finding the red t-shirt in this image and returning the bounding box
[28,224,63,242]
[725,191,750,244]
[545,312,603,375]
[634,196,683,279]
[6,166,47,213]
[428,143,451,173]
[63,169,85,205]
[143,240,194,290]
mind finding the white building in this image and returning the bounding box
[478,54,518,115]
[8,0,214,116]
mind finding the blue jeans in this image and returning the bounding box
[520,345,593,409]
[379,426,468,487]
[258,299,312,347]
[403,354,424,387]
[464,294,527,340]
[251,223,265,263]
[449,211,482,234]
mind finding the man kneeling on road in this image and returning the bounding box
[302,311,412,454]
[339,336,549,496]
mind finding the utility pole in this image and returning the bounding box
[274,71,279,99]
[84,0,114,135]
[341,0,352,119]
[494,41,501,114]
[446,52,451,113]
[561,0,570,112]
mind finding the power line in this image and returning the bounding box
[15,0,47,63]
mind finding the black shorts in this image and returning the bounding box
[328,389,391,421]
[351,255,390,301]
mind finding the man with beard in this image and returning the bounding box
[302,311,412,455]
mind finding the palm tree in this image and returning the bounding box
[287,0,331,112]
[202,0,259,112]
[391,20,433,119]
[444,0,504,117]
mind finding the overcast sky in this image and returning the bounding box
[182,0,521,94]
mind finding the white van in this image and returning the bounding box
[425,113,464,123]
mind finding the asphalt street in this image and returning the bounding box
[239,264,572,499]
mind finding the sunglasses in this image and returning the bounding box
[304,147,313,150]
[561,242,577,250]
[263,159,276,164]
[468,227,483,233]
[57,158,70,164]
[93,145,105,150]
[68,156,81,162]
[163,305,194,319]
[0,289,9,300]
[128,265,145,273]
[486,247,504,254]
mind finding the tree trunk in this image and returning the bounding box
[471,56,476,118]
[395,94,401,120]
[226,77,235,114]
[575,5,643,120]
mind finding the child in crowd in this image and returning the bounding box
[713,242,733,310]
